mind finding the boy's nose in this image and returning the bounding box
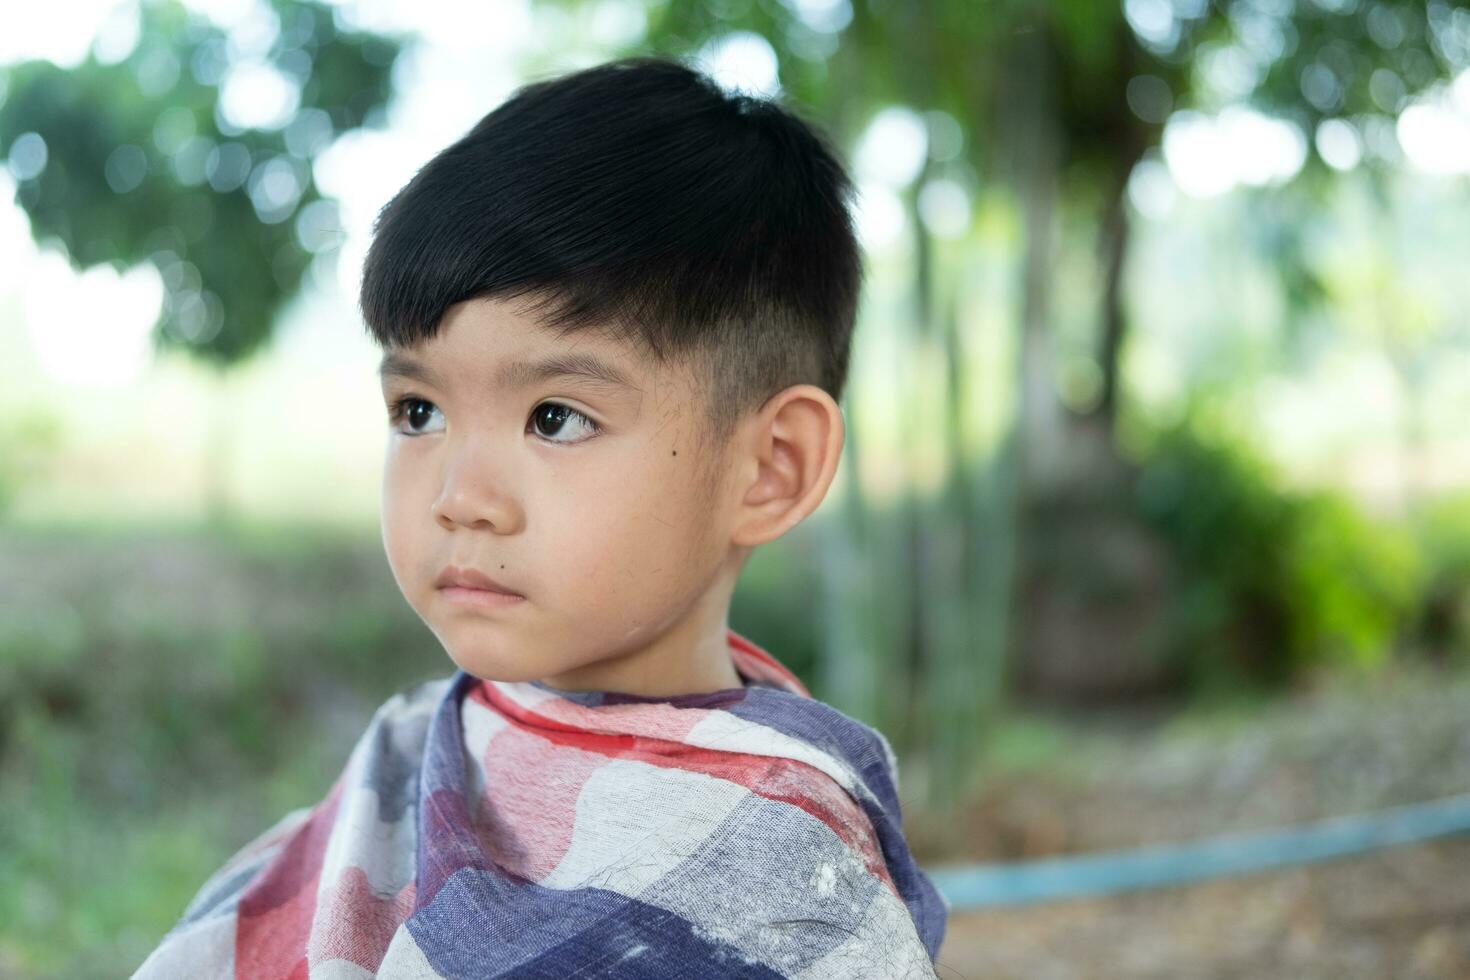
[431,448,522,533]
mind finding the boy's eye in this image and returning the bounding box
[388,396,444,435]
[530,402,600,444]
[387,396,600,444]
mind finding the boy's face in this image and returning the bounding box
[377,295,749,693]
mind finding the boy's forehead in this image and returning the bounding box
[378,316,656,397]
[378,344,640,392]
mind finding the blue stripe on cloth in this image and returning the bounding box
[406,869,788,978]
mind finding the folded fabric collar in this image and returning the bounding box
[521,627,810,702]
[135,628,948,978]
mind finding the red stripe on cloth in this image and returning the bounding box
[312,866,416,970]
[234,772,347,979]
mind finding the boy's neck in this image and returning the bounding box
[535,589,744,698]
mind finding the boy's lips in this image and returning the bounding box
[439,586,525,609]
[435,564,523,597]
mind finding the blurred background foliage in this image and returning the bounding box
[2,0,1470,975]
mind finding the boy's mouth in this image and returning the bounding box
[438,586,526,609]
[435,564,524,597]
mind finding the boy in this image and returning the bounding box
[135,55,948,978]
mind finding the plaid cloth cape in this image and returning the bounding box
[133,629,949,978]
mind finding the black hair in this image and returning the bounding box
[359,55,863,448]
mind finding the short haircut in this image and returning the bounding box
[359,55,863,450]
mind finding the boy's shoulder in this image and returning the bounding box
[144,675,452,928]
[702,682,907,809]
[375,671,458,721]
[337,672,456,769]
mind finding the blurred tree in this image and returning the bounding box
[0,0,405,518]
[0,0,402,367]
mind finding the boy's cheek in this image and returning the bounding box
[380,461,449,540]
[378,490,414,567]
[379,521,421,608]
[379,476,436,587]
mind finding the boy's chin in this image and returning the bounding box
[439,642,553,685]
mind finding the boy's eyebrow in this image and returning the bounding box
[378,350,639,392]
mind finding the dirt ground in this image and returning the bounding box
[934,837,1470,979]
[909,660,1470,979]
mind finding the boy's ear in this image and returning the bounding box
[729,384,846,548]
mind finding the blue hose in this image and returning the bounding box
[923,790,1470,909]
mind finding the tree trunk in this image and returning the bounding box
[998,10,1066,704]
[1006,18,1067,500]
[1094,160,1134,429]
